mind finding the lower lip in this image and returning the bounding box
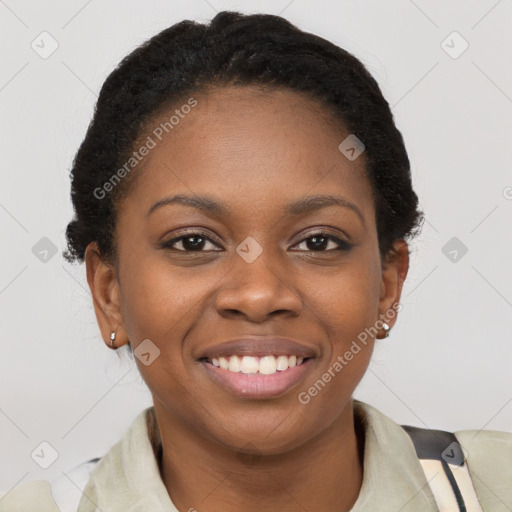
[200,359,314,399]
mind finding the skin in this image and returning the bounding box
[85,86,409,512]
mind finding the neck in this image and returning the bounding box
[151,400,365,512]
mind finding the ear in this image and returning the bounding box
[84,242,128,350]
[378,239,409,329]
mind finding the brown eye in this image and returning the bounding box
[162,232,221,252]
[292,232,352,252]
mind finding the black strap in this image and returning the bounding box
[402,424,467,512]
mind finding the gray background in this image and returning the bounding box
[1,0,511,490]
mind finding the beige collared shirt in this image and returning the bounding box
[1,400,511,511]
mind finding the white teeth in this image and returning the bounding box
[210,354,307,374]
[259,355,277,375]
[276,355,289,371]
[240,356,259,374]
[228,355,241,372]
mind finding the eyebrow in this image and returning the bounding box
[147,193,365,225]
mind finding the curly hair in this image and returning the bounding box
[64,10,423,264]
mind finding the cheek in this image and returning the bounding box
[117,258,212,414]
[119,257,206,339]
[312,256,382,345]
[119,244,382,366]
[295,260,380,421]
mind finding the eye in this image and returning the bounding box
[161,230,352,253]
[161,231,222,252]
[291,232,352,252]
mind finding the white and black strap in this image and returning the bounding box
[403,425,483,512]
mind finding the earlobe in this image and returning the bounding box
[84,242,128,349]
[378,239,410,330]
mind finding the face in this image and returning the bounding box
[86,86,408,455]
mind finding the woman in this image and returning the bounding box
[2,10,510,512]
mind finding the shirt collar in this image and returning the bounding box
[79,400,437,511]
[349,399,437,511]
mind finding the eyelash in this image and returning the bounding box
[161,230,352,253]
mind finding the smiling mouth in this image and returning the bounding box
[201,354,310,375]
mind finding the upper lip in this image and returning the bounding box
[198,336,317,360]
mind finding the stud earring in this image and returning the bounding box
[110,331,116,348]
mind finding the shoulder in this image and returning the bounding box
[354,400,512,508]
[0,458,100,512]
[454,429,512,492]
[0,479,59,511]
[455,427,512,474]
[453,428,512,509]
[455,427,512,456]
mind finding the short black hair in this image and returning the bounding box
[64,10,423,264]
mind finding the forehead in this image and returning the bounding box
[119,85,374,222]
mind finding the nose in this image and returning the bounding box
[215,250,303,323]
